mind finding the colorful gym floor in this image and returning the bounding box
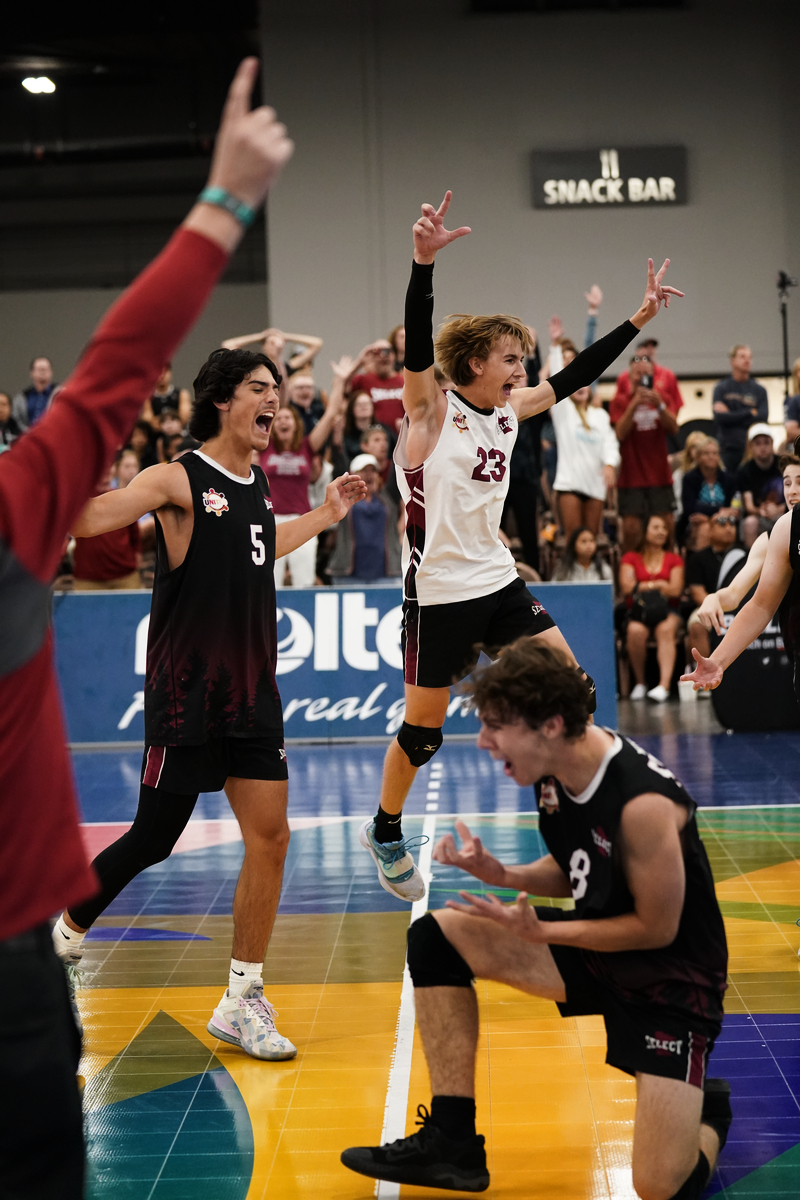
[72,731,800,1199]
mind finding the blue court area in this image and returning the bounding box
[72,732,800,1198]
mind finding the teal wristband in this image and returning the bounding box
[197,187,256,228]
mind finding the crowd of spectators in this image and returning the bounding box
[7,314,799,701]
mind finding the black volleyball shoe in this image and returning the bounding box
[340,1104,490,1193]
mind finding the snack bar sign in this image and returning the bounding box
[532,146,687,210]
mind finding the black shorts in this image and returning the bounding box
[617,485,676,518]
[540,910,718,1088]
[141,735,288,794]
[402,577,556,688]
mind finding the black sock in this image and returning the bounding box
[430,1095,476,1142]
[373,806,403,844]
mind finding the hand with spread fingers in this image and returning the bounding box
[445,889,550,944]
[680,647,724,692]
[432,819,507,887]
[631,258,685,328]
[324,473,369,521]
[413,191,471,265]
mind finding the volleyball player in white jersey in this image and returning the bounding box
[360,193,682,900]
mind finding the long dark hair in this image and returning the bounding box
[554,526,605,580]
[189,348,281,442]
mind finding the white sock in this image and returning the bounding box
[228,958,263,997]
[52,916,86,962]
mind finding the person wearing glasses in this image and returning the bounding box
[610,352,683,555]
[684,509,744,688]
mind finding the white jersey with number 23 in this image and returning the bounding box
[394,390,520,606]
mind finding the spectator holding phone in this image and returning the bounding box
[610,353,682,553]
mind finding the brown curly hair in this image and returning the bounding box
[467,638,590,741]
[434,314,533,388]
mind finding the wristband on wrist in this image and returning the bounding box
[197,187,256,228]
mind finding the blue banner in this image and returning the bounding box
[53,582,617,743]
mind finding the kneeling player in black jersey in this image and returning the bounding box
[342,641,730,1197]
[51,349,366,1059]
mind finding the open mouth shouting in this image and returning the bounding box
[255,411,274,436]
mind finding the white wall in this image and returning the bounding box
[0,281,268,399]
[261,0,800,383]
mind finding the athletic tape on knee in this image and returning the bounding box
[407,913,474,988]
[397,721,443,767]
[668,1152,710,1200]
[577,666,597,715]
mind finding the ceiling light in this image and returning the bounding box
[22,77,56,94]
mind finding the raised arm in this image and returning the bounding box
[72,462,190,537]
[402,191,471,423]
[0,57,292,586]
[221,329,270,351]
[307,361,349,452]
[510,259,684,422]
[284,332,323,372]
[682,512,793,689]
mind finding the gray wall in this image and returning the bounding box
[261,0,800,383]
[0,281,267,400]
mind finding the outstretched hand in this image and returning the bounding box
[445,890,549,944]
[413,191,471,264]
[205,58,294,211]
[324,473,368,521]
[680,646,723,692]
[432,820,507,886]
[633,259,684,327]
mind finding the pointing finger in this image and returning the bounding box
[654,258,670,283]
[437,190,453,217]
[221,57,259,125]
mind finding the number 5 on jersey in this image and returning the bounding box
[250,524,266,566]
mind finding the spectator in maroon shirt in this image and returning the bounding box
[73,456,142,590]
[612,335,683,413]
[349,339,405,433]
[261,381,345,586]
[610,352,682,553]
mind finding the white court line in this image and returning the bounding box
[375,811,437,1200]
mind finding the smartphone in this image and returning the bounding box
[640,373,653,390]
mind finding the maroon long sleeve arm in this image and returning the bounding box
[0,226,229,939]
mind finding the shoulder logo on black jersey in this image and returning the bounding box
[264,495,274,512]
[497,413,514,434]
[202,488,229,516]
[453,412,469,433]
[539,777,559,813]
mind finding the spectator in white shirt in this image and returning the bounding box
[551,384,619,537]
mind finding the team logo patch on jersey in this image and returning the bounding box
[453,412,470,433]
[591,826,612,857]
[202,488,229,516]
[645,1032,684,1056]
[531,603,545,617]
[264,495,274,511]
[539,777,560,813]
[279,747,286,761]
[497,413,514,434]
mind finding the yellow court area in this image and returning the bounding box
[77,809,800,1200]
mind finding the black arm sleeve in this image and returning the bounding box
[549,320,638,403]
[403,260,435,373]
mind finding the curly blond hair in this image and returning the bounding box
[434,314,532,388]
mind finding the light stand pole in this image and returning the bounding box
[777,271,798,399]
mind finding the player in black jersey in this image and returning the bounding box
[684,447,800,701]
[342,642,731,1197]
[52,348,366,1060]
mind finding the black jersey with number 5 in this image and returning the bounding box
[536,733,728,1027]
[145,450,281,745]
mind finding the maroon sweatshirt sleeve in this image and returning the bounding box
[0,227,229,583]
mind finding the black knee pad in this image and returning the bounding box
[577,666,597,714]
[406,912,474,988]
[397,722,443,767]
[668,1151,710,1199]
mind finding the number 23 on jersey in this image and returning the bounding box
[471,447,507,482]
